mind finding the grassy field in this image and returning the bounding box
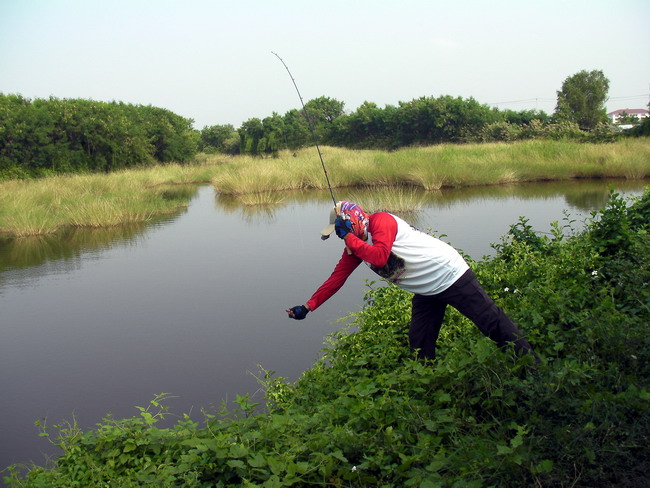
[211,138,650,194]
[1,139,649,237]
[0,164,217,237]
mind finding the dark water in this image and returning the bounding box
[0,180,646,472]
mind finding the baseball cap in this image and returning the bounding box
[320,203,340,240]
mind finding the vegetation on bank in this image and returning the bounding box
[4,188,649,487]
[1,139,649,238]
[0,94,198,180]
[0,164,216,237]
[212,139,650,195]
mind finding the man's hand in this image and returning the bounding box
[286,305,309,320]
[335,216,352,239]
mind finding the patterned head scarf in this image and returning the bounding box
[320,201,369,241]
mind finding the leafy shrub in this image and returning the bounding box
[5,188,649,487]
[0,161,31,181]
[586,123,620,143]
[478,120,621,145]
[479,121,523,142]
[543,121,588,141]
[0,94,198,180]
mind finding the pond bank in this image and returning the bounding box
[1,139,649,237]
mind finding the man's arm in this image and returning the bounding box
[304,250,362,311]
[344,212,398,267]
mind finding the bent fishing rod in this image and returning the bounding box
[271,51,336,206]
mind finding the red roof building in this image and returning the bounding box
[607,108,649,124]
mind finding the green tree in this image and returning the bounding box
[393,96,496,146]
[259,113,285,157]
[281,109,310,150]
[200,124,237,153]
[615,111,640,125]
[502,108,549,125]
[330,101,397,149]
[630,102,650,136]
[554,69,610,131]
[0,94,197,178]
[238,117,264,155]
[632,107,650,136]
[303,96,345,144]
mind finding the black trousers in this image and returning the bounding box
[409,269,537,361]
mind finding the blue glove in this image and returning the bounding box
[288,305,309,320]
[335,216,352,239]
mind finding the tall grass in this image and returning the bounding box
[348,186,428,215]
[0,164,218,237]
[2,140,648,237]
[212,139,650,195]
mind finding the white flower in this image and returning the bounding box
[504,287,510,292]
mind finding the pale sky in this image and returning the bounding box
[1,0,648,130]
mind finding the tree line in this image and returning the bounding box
[209,95,553,157]
[204,69,642,157]
[2,69,646,180]
[0,94,198,179]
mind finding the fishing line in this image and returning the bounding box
[272,51,337,206]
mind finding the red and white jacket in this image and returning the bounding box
[306,212,469,311]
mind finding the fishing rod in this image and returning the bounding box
[271,51,336,206]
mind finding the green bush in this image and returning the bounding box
[5,189,649,487]
[479,121,523,142]
[0,94,198,180]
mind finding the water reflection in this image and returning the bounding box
[0,207,190,291]
[2,180,644,277]
[213,179,645,227]
[0,226,145,271]
[215,193,287,223]
[563,188,617,212]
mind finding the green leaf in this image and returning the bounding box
[420,480,443,488]
[123,442,137,453]
[248,453,266,468]
[534,459,553,473]
[229,444,249,458]
[268,456,286,475]
[425,459,446,472]
[227,459,245,469]
[331,449,348,462]
[496,444,513,455]
[107,448,121,458]
[263,475,284,488]
[435,392,451,403]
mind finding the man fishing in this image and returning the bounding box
[286,201,539,362]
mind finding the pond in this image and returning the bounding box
[0,179,647,472]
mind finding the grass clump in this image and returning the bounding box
[5,188,649,487]
[0,164,221,237]
[212,139,650,197]
[2,139,648,236]
[349,186,429,216]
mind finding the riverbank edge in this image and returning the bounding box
[1,139,649,238]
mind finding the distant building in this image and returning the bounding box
[607,108,649,124]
